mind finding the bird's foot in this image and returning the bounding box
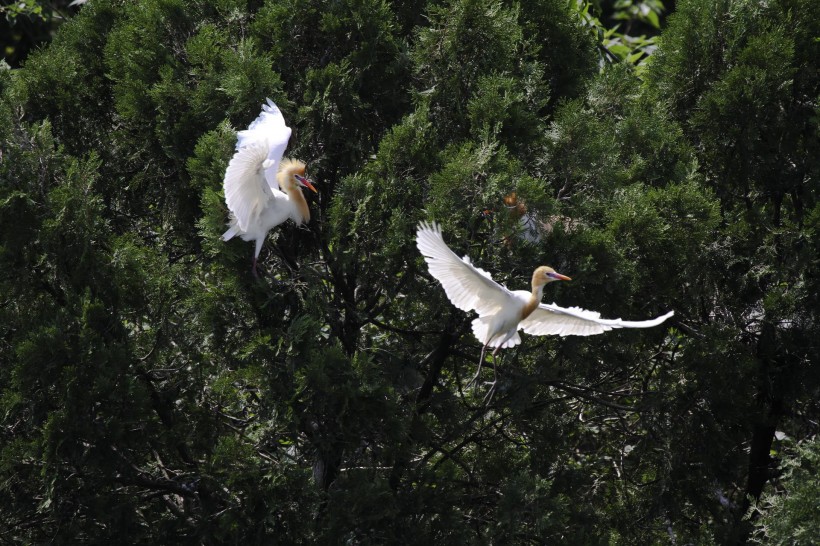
[467,361,485,390]
[482,381,498,405]
[466,370,483,390]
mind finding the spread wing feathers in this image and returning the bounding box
[520,305,674,337]
[236,98,292,191]
[223,143,274,233]
[416,222,513,316]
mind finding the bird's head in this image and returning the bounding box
[532,266,571,288]
[503,192,527,218]
[278,158,317,193]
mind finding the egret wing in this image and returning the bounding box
[237,99,292,191]
[520,304,674,337]
[416,222,513,316]
[223,143,271,233]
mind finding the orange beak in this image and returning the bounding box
[295,174,318,193]
[548,272,571,281]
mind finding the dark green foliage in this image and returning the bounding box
[254,0,411,183]
[0,1,82,68]
[749,436,820,544]
[641,0,820,542]
[1,0,818,543]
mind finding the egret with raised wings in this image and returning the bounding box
[222,99,316,275]
[415,221,673,388]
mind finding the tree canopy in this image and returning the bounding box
[1,0,818,543]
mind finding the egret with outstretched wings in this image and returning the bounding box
[222,99,316,275]
[415,221,673,388]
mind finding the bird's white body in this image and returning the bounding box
[415,221,674,352]
[222,99,315,271]
[221,181,308,260]
[470,288,536,350]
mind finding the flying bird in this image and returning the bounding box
[222,99,317,276]
[415,221,673,389]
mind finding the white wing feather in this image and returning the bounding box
[223,143,272,233]
[416,222,513,316]
[236,99,292,191]
[520,305,674,337]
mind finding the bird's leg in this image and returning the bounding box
[491,347,500,383]
[483,382,496,405]
[251,238,266,279]
[483,348,501,405]
[468,344,488,389]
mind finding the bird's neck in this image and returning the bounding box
[521,283,545,320]
[284,184,310,223]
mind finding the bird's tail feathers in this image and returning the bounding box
[472,317,521,349]
[222,224,240,241]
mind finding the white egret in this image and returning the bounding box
[222,99,316,275]
[415,221,673,389]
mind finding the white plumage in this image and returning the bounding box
[415,221,673,388]
[222,99,316,275]
[519,304,673,337]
